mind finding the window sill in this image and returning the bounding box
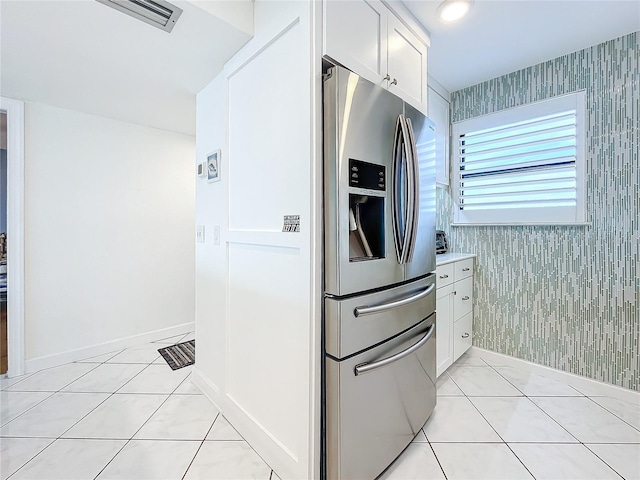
[450,222,592,227]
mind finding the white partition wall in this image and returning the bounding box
[193,1,322,479]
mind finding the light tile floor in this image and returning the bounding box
[1,338,639,480]
[380,352,640,480]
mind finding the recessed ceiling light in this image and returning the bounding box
[437,0,472,23]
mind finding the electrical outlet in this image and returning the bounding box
[214,225,220,245]
[196,225,205,243]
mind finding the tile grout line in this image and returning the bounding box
[457,362,541,478]
[0,372,35,390]
[502,441,538,479]
[444,360,599,479]
[488,362,586,398]
[1,361,107,432]
[581,443,627,480]
[4,351,173,479]
[484,363,608,452]
[583,395,640,433]
[435,365,519,477]
[524,395,591,444]
[3,337,195,479]
[506,392,630,477]
[3,361,102,394]
[4,437,58,480]
[4,363,114,479]
[93,361,197,479]
[111,362,157,394]
[76,349,124,365]
[180,412,220,480]
[0,390,57,429]
[425,439,449,480]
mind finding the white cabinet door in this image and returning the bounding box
[386,13,427,113]
[324,0,388,86]
[428,87,450,186]
[436,284,454,377]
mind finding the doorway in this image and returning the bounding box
[1,112,6,374]
[0,97,25,378]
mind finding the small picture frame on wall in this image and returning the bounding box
[207,150,221,183]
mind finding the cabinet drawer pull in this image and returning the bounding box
[462,333,469,338]
[383,74,391,81]
[391,78,398,86]
[462,295,470,300]
[439,274,448,279]
[462,267,470,271]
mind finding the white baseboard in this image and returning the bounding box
[469,346,640,404]
[191,367,307,480]
[24,322,194,374]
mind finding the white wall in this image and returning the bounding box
[24,102,195,368]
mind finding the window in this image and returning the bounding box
[451,91,586,225]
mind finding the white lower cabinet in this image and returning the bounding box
[436,255,475,377]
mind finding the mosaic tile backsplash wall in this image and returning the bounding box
[439,33,639,390]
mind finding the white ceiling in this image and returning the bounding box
[1,1,638,135]
[0,0,253,136]
[403,0,640,93]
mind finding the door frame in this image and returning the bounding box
[1,97,25,377]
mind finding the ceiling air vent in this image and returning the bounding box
[96,0,183,33]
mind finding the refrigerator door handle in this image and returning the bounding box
[391,115,403,263]
[400,116,415,265]
[353,283,435,317]
[404,117,420,263]
[354,323,435,376]
[392,114,413,264]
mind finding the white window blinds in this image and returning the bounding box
[452,92,586,225]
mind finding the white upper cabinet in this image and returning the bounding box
[386,14,427,112]
[324,0,388,85]
[324,0,428,113]
[428,86,450,186]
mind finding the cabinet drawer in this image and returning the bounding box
[454,276,473,318]
[326,319,436,480]
[454,257,474,281]
[436,263,454,288]
[453,312,472,360]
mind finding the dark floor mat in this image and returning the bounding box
[158,340,195,370]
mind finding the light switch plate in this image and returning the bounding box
[196,225,205,243]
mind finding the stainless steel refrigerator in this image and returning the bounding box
[323,65,437,480]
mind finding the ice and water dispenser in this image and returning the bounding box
[348,159,386,261]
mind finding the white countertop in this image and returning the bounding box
[435,252,476,266]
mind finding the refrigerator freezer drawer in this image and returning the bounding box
[325,275,436,359]
[326,318,437,480]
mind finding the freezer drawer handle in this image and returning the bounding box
[354,324,435,376]
[353,284,435,317]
